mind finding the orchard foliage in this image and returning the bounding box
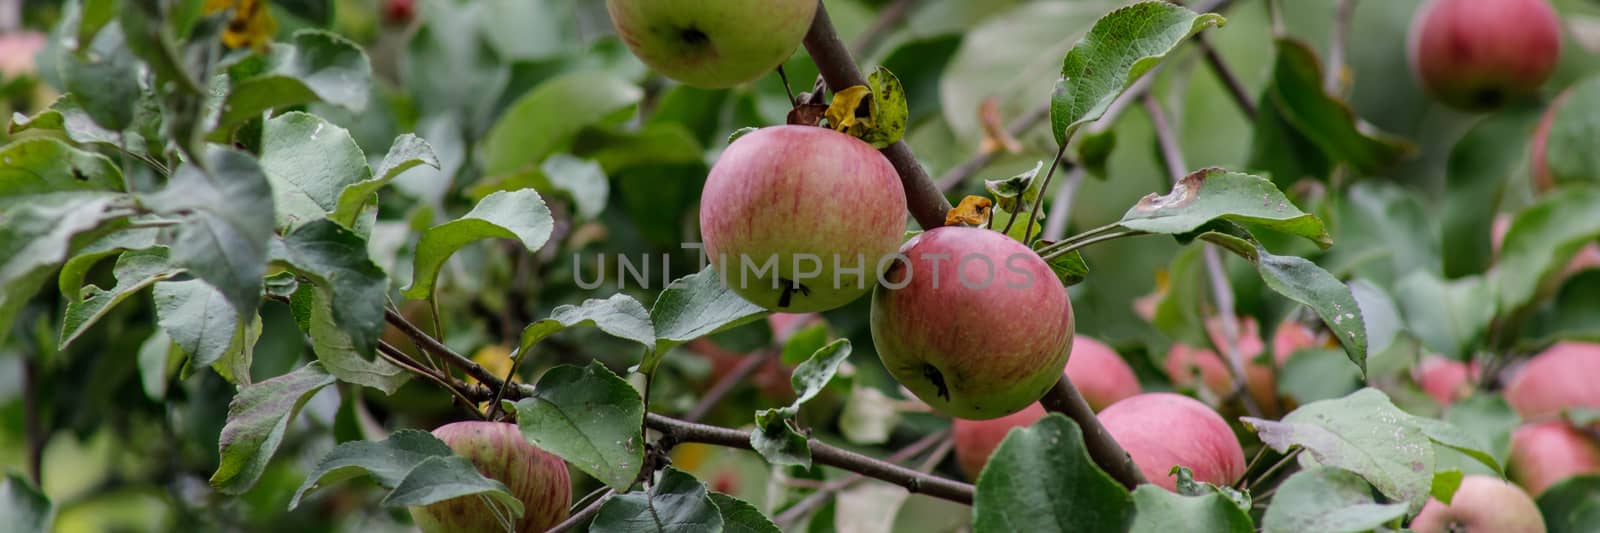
[1,0,1599,532]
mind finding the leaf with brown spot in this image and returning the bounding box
[946,196,994,227]
[825,85,871,136]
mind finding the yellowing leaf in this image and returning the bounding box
[205,0,277,51]
[946,196,993,227]
[825,85,871,136]
[468,344,515,386]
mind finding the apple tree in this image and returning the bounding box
[1,0,1598,531]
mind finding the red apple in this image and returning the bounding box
[951,403,1047,480]
[1271,320,1319,364]
[870,226,1073,420]
[1407,0,1562,110]
[1410,475,1546,532]
[0,31,45,79]
[408,421,572,533]
[606,0,818,88]
[768,312,822,344]
[1165,316,1282,413]
[1098,393,1246,491]
[1065,336,1141,411]
[1504,341,1600,420]
[1414,355,1478,408]
[700,126,906,313]
[1509,421,1600,496]
[382,0,415,26]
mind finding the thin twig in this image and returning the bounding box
[377,341,485,419]
[1248,447,1303,492]
[685,350,777,423]
[1326,0,1357,95]
[544,489,613,533]
[774,429,951,525]
[385,307,507,388]
[1021,143,1070,244]
[1196,34,1257,119]
[850,0,919,59]
[1040,230,1149,260]
[23,358,44,486]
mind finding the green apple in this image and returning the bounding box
[606,0,818,88]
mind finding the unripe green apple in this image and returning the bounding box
[1064,336,1141,411]
[1098,393,1246,491]
[1509,421,1600,496]
[700,126,906,313]
[1407,0,1562,111]
[870,226,1073,420]
[605,0,817,88]
[408,421,572,533]
[1410,475,1546,532]
[1504,341,1600,420]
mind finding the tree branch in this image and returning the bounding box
[386,307,507,388]
[1036,378,1147,489]
[646,413,975,504]
[545,489,613,533]
[1196,34,1257,119]
[802,2,951,230]
[774,429,950,526]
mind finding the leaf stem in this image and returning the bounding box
[1039,230,1149,260]
[545,489,613,533]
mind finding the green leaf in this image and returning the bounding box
[1494,187,1600,314]
[212,312,263,386]
[540,154,610,220]
[750,339,853,467]
[60,22,141,132]
[1049,1,1224,145]
[1277,349,1363,404]
[1526,271,1600,344]
[643,267,768,375]
[213,29,372,134]
[276,0,333,26]
[9,95,126,148]
[1441,105,1541,278]
[329,133,439,228]
[1440,395,1520,474]
[780,322,828,366]
[518,294,655,356]
[1395,271,1495,361]
[0,137,124,207]
[0,195,132,347]
[985,161,1044,213]
[1250,38,1412,181]
[258,112,369,231]
[1192,224,1367,375]
[789,339,851,406]
[402,189,554,299]
[211,362,337,495]
[60,248,180,349]
[136,329,180,400]
[991,206,1041,244]
[1431,469,1464,504]
[1033,240,1090,287]
[591,467,724,533]
[0,473,53,533]
[1119,169,1331,248]
[710,492,781,533]
[57,228,161,301]
[290,430,450,507]
[1349,279,1401,357]
[1538,475,1600,533]
[480,72,643,176]
[305,286,408,393]
[859,67,908,148]
[273,221,396,390]
[378,455,524,521]
[152,279,239,370]
[508,362,644,491]
[1259,467,1408,533]
[1542,76,1600,187]
[1129,484,1253,533]
[1242,388,1498,506]
[143,148,275,317]
[974,414,1133,532]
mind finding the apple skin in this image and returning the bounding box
[1064,336,1142,411]
[952,403,1046,480]
[701,126,906,313]
[1165,317,1282,413]
[1504,341,1600,420]
[1509,421,1600,496]
[1098,393,1246,491]
[1410,475,1547,533]
[870,226,1073,420]
[606,0,817,89]
[1414,356,1478,408]
[1407,0,1562,111]
[408,422,572,533]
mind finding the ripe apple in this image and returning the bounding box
[1414,355,1478,408]
[606,0,818,89]
[1509,421,1600,496]
[870,226,1073,420]
[1064,336,1141,411]
[1504,341,1600,420]
[1165,316,1278,412]
[701,126,906,313]
[1098,393,1246,491]
[408,421,572,533]
[952,403,1046,480]
[1410,475,1546,532]
[1407,0,1562,111]
[1271,320,1320,363]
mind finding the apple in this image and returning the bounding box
[870,226,1073,420]
[1509,421,1600,496]
[1271,320,1320,363]
[952,403,1046,480]
[1504,341,1600,420]
[382,0,415,26]
[1165,316,1278,412]
[1410,475,1546,533]
[0,31,45,79]
[408,421,572,533]
[1414,355,1478,408]
[700,125,906,313]
[768,312,822,344]
[1407,0,1562,111]
[606,0,818,89]
[1064,336,1141,411]
[1098,393,1246,491]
